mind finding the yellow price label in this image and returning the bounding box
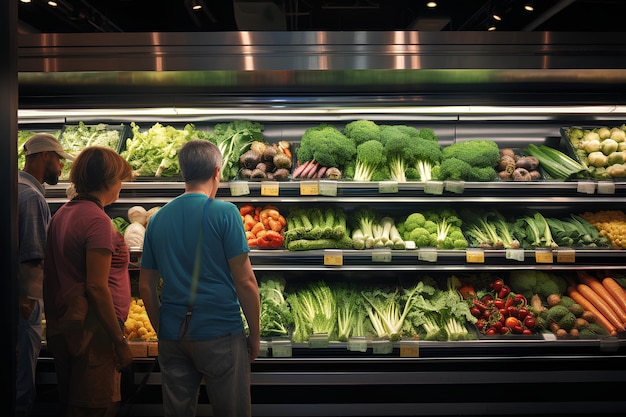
[323,250,343,266]
[466,249,485,263]
[299,181,319,195]
[535,249,554,263]
[260,181,279,196]
[400,341,420,357]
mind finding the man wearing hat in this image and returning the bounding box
[17,133,74,416]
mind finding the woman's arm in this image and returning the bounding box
[86,248,132,369]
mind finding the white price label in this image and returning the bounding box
[347,337,368,352]
[506,249,525,262]
[418,247,438,263]
[444,180,465,194]
[423,181,444,195]
[371,250,392,263]
[318,180,338,196]
[576,181,596,194]
[229,181,250,196]
[378,181,398,193]
[597,181,616,194]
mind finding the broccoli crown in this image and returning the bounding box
[404,212,426,231]
[418,128,438,142]
[382,126,412,157]
[408,227,432,247]
[441,140,501,168]
[436,157,497,182]
[344,120,382,145]
[357,140,385,166]
[546,305,577,331]
[297,124,357,168]
[392,125,421,140]
[405,138,443,166]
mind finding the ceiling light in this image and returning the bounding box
[524,2,534,12]
[488,25,497,31]
[426,1,437,8]
[20,0,32,3]
[492,13,502,21]
[47,0,58,6]
[192,0,202,10]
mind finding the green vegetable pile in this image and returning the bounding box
[508,270,568,299]
[283,206,352,251]
[350,208,406,250]
[434,139,500,182]
[206,120,265,181]
[259,274,294,338]
[461,209,521,249]
[565,125,626,179]
[396,208,468,249]
[524,143,587,181]
[122,122,210,177]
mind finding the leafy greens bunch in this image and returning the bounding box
[207,120,265,181]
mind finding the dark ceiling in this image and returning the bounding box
[17,0,626,33]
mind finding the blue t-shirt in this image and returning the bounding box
[141,193,250,340]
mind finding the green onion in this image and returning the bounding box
[525,144,588,181]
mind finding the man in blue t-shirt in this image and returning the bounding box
[139,139,260,417]
[17,133,73,416]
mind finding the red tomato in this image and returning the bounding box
[505,316,520,329]
[523,316,536,329]
[492,279,504,292]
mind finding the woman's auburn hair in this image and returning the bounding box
[70,146,134,193]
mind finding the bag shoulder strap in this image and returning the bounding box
[188,197,212,308]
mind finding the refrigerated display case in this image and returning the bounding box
[19,32,626,416]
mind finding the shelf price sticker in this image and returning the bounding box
[323,249,343,266]
[378,181,398,194]
[423,180,444,195]
[372,340,393,355]
[308,333,329,349]
[597,181,616,195]
[418,247,437,263]
[271,340,292,357]
[260,181,279,196]
[347,337,368,352]
[444,180,465,194]
[318,180,338,197]
[556,248,576,263]
[466,248,485,263]
[371,250,392,263]
[576,181,596,194]
[229,181,250,196]
[400,340,420,357]
[535,248,554,263]
[506,249,525,262]
[299,181,319,196]
[258,340,269,357]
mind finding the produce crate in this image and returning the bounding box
[560,125,626,181]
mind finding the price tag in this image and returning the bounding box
[323,249,343,266]
[535,249,554,263]
[423,181,444,195]
[556,248,576,263]
[260,181,279,196]
[271,340,292,357]
[444,180,465,194]
[372,340,393,355]
[542,333,557,341]
[318,180,338,196]
[378,181,398,193]
[506,249,525,262]
[418,247,438,262]
[400,340,420,357]
[371,250,392,263]
[258,340,269,357]
[597,181,616,195]
[347,337,368,352]
[576,181,596,194]
[299,181,319,195]
[229,181,250,196]
[466,248,485,263]
[308,333,329,349]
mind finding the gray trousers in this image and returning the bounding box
[158,332,251,417]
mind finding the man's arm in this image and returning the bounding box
[229,252,260,361]
[138,267,162,333]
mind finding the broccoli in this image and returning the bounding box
[441,139,501,168]
[381,125,413,182]
[508,270,568,299]
[418,127,438,142]
[296,124,357,169]
[344,120,382,145]
[545,304,577,331]
[392,125,421,140]
[435,157,498,182]
[405,138,443,182]
[404,212,426,231]
[408,227,432,247]
[353,140,386,182]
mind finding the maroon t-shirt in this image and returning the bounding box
[44,199,130,326]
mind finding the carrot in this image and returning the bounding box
[602,277,626,316]
[568,286,617,336]
[577,273,626,325]
[576,283,625,332]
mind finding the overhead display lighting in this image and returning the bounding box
[192,0,202,10]
[47,0,58,6]
[524,2,535,12]
[426,1,437,8]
